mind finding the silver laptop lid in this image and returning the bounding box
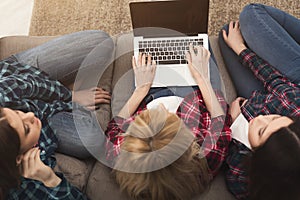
[130,0,209,38]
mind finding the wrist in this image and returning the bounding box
[234,44,247,55]
[43,171,61,188]
[195,76,210,86]
[134,86,149,97]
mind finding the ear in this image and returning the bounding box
[16,154,23,166]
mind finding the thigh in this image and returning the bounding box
[48,107,106,159]
[14,30,114,84]
[240,4,300,83]
[218,27,264,98]
[145,86,198,104]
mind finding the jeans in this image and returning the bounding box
[209,42,222,91]
[14,30,114,85]
[14,30,114,158]
[48,105,106,159]
[145,86,198,104]
[219,3,300,98]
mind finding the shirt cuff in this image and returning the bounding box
[112,116,127,124]
[238,48,252,63]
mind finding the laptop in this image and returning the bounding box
[130,0,209,87]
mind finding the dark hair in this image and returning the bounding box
[0,107,21,198]
[249,117,300,200]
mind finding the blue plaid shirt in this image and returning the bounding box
[0,57,88,200]
[225,49,300,199]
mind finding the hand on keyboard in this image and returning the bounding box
[185,44,210,81]
[132,53,157,93]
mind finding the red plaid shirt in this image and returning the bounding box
[105,89,232,176]
[241,49,300,120]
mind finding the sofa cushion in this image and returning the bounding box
[86,161,235,200]
[194,170,235,200]
[111,33,135,116]
[86,161,131,200]
[94,61,115,131]
[54,153,95,192]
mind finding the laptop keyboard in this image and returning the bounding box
[138,38,203,65]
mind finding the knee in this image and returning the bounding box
[241,3,265,13]
[240,3,265,25]
[218,24,229,42]
[93,30,113,47]
[90,30,115,56]
[219,24,229,34]
[83,30,113,47]
[73,30,114,49]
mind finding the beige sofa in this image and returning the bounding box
[0,33,237,200]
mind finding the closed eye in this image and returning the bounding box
[24,124,30,135]
[15,110,30,135]
[259,126,266,136]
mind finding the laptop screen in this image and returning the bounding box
[130,0,209,37]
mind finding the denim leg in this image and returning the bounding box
[14,30,114,85]
[218,25,264,98]
[145,86,198,104]
[240,3,300,83]
[48,107,106,159]
[209,41,222,91]
[209,58,222,91]
[144,88,175,104]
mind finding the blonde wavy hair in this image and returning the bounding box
[113,108,212,200]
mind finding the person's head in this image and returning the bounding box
[113,108,212,200]
[248,115,300,200]
[0,107,41,193]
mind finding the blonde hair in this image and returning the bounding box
[113,109,212,200]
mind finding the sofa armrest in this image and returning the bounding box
[0,36,56,60]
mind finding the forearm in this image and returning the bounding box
[239,49,293,91]
[25,74,72,101]
[0,75,71,103]
[196,77,225,118]
[117,88,148,118]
